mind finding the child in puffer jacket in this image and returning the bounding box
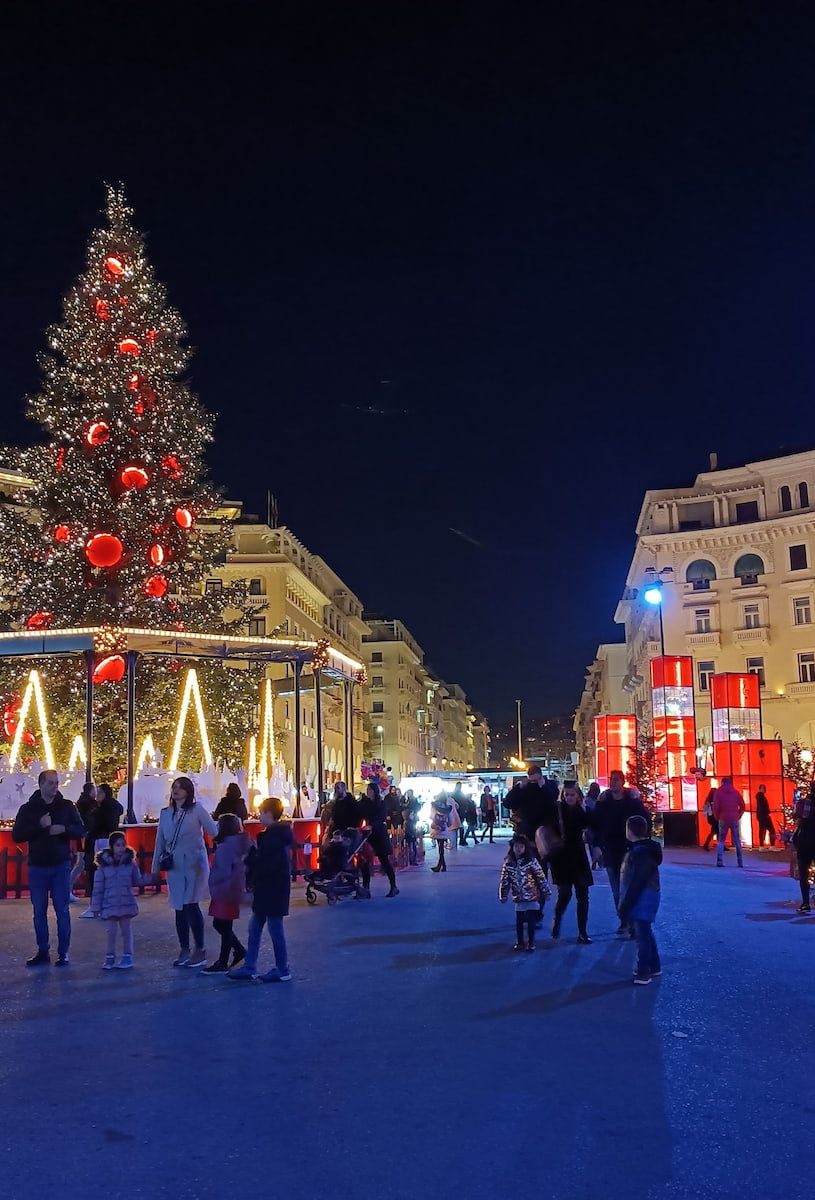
[90,831,144,969]
[499,834,551,952]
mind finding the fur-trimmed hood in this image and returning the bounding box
[94,846,136,869]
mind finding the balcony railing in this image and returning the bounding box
[787,681,815,698]
[686,632,720,647]
[734,627,770,644]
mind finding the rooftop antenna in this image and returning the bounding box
[267,491,279,528]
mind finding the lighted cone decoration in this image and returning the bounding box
[85,533,124,569]
[93,654,126,684]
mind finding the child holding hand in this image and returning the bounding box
[499,834,551,952]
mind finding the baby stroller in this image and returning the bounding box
[304,828,372,905]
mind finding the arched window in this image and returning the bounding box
[799,482,810,508]
[734,553,765,585]
[686,559,717,590]
[780,485,792,512]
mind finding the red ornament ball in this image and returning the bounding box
[127,373,140,392]
[25,611,53,630]
[104,256,125,277]
[174,507,194,530]
[54,524,71,544]
[161,455,183,480]
[119,465,149,490]
[86,421,110,447]
[149,543,166,567]
[144,574,168,598]
[93,654,126,684]
[118,338,141,356]
[85,533,124,569]
[95,298,110,320]
[133,401,145,417]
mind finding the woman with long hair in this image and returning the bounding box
[151,776,218,967]
[429,793,452,872]
[549,782,593,944]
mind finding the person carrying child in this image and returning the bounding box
[228,797,293,983]
[618,815,663,985]
[204,814,249,973]
[499,834,551,952]
[90,831,143,969]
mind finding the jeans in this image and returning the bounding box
[605,857,624,909]
[717,820,743,865]
[405,837,418,865]
[797,848,815,905]
[633,919,660,976]
[28,862,72,956]
[246,913,288,973]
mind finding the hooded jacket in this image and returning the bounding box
[208,832,249,905]
[618,839,662,923]
[91,846,142,919]
[499,857,550,905]
[247,821,294,918]
[12,790,86,867]
[712,782,746,824]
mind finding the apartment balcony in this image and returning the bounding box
[246,595,267,609]
[733,627,770,645]
[786,681,815,699]
[686,632,720,649]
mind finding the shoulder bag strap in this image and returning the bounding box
[167,808,187,853]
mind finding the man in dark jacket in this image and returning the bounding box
[592,770,650,930]
[508,766,559,841]
[229,797,294,982]
[618,815,663,984]
[12,770,85,967]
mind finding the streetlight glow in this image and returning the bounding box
[643,584,663,605]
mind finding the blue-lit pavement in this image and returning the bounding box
[0,841,812,1199]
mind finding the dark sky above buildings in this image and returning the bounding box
[2,3,815,725]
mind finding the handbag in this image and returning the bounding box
[158,809,186,872]
[535,804,566,858]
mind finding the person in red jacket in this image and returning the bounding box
[712,777,746,868]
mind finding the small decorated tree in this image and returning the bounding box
[0,186,266,773]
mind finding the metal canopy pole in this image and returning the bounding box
[293,661,302,818]
[125,650,138,825]
[314,669,324,807]
[83,649,95,784]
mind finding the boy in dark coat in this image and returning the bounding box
[618,815,663,986]
[228,797,293,983]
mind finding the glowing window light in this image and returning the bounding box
[136,735,157,773]
[8,670,56,770]
[68,736,87,770]
[168,668,213,770]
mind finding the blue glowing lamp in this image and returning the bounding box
[643,583,663,606]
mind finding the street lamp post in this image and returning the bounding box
[643,580,665,657]
[375,724,384,760]
[515,698,523,760]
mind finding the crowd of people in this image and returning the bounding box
[9,763,813,986]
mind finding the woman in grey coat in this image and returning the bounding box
[151,777,217,968]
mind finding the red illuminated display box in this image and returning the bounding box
[594,714,637,787]
[650,656,698,811]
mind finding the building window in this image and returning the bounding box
[371,651,383,663]
[372,701,384,714]
[780,485,792,512]
[743,604,760,630]
[686,559,717,589]
[734,553,764,585]
[371,675,384,688]
[735,500,759,523]
[746,656,765,687]
[790,545,808,571]
[798,652,815,684]
[248,617,266,637]
[694,609,711,633]
[248,578,263,596]
[697,660,716,691]
[799,482,810,508]
[204,579,223,595]
[794,597,812,625]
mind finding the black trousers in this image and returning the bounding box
[175,902,205,951]
[703,817,719,849]
[554,883,590,936]
[212,917,245,965]
[797,847,815,905]
[515,910,536,945]
[360,829,396,889]
[757,818,776,847]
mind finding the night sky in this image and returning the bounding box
[2,3,815,726]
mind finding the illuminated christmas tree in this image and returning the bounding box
[0,185,267,772]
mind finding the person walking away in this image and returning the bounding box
[591,770,650,929]
[402,789,422,864]
[89,831,143,968]
[461,792,480,846]
[358,782,399,896]
[70,781,98,901]
[755,785,776,848]
[713,777,745,867]
[430,795,452,871]
[12,770,86,966]
[701,788,719,851]
[213,783,248,822]
[151,776,218,967]
[793,782,815,913]
[549,783,593,944]
[204,814,249,973]
[480,786,497,842]
[499,834,551,952]
[228,797,293,982]
[618,815,663,985]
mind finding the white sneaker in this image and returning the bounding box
[79,909,98,919]
[69,893,82,904]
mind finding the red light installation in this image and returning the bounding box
[594,714,637,787]
[650,656,698,811]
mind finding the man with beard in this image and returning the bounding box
[508,765,559,923]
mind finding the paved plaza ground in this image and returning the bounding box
[0,838,813,1199]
